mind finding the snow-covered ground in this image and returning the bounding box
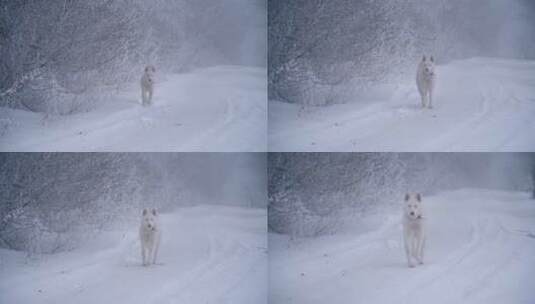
[0,66,266,152]
[0,205,267,304]
[269,189,535,304]
[269,58,535,151]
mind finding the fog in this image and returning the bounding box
[268,0,535,105]
[0,153,266,253]
[0,0,266,115]
[268,153,535,237]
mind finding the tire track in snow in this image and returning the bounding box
[401,213,525,303]
[269,58,535,151]
[269,190,535,304]
[400,217,489,303]
[152,229,260,304]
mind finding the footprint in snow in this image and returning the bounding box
[141,117,154,127]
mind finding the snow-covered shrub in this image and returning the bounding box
[0,117,14,136]
[0,153,139,253]
[0,1,141,114]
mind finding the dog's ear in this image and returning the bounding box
[430,56,434,62]
[142,208,148,216]
[416,193,422,202]
[405,193,410,201]
[152,208,157,216]
[422,55,426,61]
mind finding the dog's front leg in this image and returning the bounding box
[420,93,426,108]
[404,231,414,267]
[152,238,159,264]
[141,245,147,266]
[417,237,425,264]
[141,87,146,106]
[147,246,154,265]
[148,88,153,106]
[427,90,433,109]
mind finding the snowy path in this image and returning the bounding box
[269,58,535,151]
[0,206,267,304]
[0,66,266,152]
[269,189,535,304]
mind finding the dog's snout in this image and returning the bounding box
[410,211,415,216]
[147,224,152,228]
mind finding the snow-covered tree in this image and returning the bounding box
[0,1,140,114]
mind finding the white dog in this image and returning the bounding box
[416,55,436,109]
[140,65,156,106]
[402,193,425,268]
[139,208,161,266]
